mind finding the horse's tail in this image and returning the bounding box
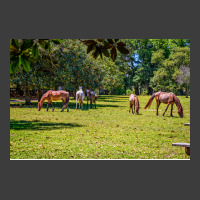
[66,92,69,103]
[82,91,85,101]
[144,94,155,109]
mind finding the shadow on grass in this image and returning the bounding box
[98,99,126,103]
[10,119,85,131]
[10,101,124,110]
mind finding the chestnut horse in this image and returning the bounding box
[85,89,98,109]
[129,94,140,114]
[144,92,183,117]
[38,90,69,112]
[76,86,85,110]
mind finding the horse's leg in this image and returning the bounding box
[156,100,160,116]
[95,100,96,109]
[163,103,170,117]
[87,99,88,109]
[129,103,132,114]
[61,101,69,112]
[90,99,92,109]
[81,101,83,110]
[61,99,64,112]
[170,105,173,117]
[51,101,54,111]
[46,102,49,112]
[131,104,133,114]
[133,103,136,114]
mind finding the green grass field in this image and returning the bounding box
[10,95,190,159]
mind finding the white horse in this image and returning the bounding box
[76,86,85,110]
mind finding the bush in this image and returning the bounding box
[112,87,125,95]
[126,89,135,96]
[140,88,148,96]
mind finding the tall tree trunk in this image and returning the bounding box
[148,87,153,95]
[24,74,31,105]
[16,83,23,96]
[73,89,76,99]
[186,84,189,98]
[37,85,42,102]
[135,86,139,95]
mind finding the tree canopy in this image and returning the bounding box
[10,38,190,102]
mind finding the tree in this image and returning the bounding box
[150,46,190,93]
[52,40,106,96]
[10,39,62,104]
[176,66,190,97]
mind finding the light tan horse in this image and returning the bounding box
[76,86,85,110]
[144,92,183,117]
[38,90,69,112]
[129,94,140,114]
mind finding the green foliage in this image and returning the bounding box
[10,39,190,97]
[126,89,134,96]
[81,39,129,62]
[150,46,190,92]
[10,39,62,74]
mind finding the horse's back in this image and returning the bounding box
[76,90,85,100]
[158,92,176,103]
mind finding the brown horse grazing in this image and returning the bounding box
[85,89,98,109]
[38,90,69,112]
[144,92,183,117]
[129,94,140,114]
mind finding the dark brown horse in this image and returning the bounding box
[129,94,140,114]
[85,89,98,109]
[144,92,183,117]
[38,90,69,112]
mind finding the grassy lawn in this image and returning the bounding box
[10,95,190,159]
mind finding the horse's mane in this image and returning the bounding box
[39,90,51,103]
[135,96,139,107]
[174,95,183,110]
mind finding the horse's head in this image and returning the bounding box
[38,102,42,111]
[136,106,140,114]
[178,106,183,118]
[85,89,91,97]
